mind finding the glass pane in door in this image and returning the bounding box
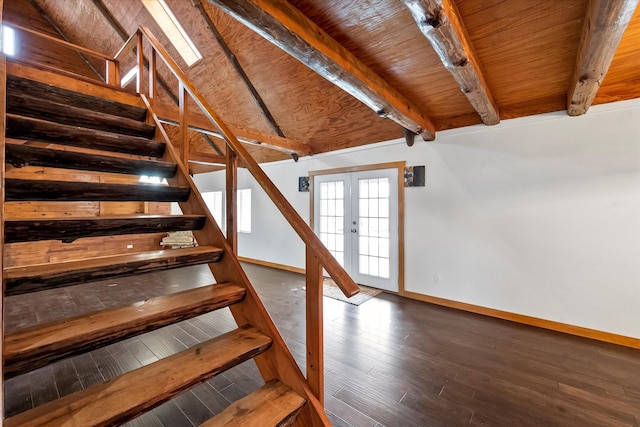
[357,177,390,279]
[318,180,345,266]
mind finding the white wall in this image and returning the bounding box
[194,99,640,339]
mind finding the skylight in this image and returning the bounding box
[141,0,202,67]
[2,25,16,56]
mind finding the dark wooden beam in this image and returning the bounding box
[5,143,177,177]
[568,0,639,116]
[0,0,6,412]
[5,214,206,243]
[193,0,286,138]
[401,0,499,125]
[5,179,190,202]
[208,0,436,140]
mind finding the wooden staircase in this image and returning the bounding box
[1,71,323,425]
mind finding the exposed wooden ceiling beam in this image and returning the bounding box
[401,0,499,125]
[568,0,639,116]
[207,0,436,140]
[152,102,312,156]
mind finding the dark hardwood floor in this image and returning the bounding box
[4,263,640,426]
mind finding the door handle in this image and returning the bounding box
[351,228,357,233]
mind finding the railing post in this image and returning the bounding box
[106,60,116,86]
[136,31,143,94]
[148,49,156,106]
[179,82,189,164]
[225,148,237,251]
[306,247,324,405]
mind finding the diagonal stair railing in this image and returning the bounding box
[114,25,361,406]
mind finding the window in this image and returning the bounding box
[2,25,16,56]
[238,188,252,233]
[141,0,202,66]
[202,191,224,231]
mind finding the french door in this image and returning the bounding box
[313,168,399,292]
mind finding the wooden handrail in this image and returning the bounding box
[135,25,360,298]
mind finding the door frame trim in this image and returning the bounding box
[309,161,406,294]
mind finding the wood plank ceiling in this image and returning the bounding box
[15,0,640,165]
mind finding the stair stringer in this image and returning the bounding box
[144,95,331,427]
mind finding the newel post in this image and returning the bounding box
[136,32,143,94]
[178,82,189,164]
[306,246,324,404]
[225,149,238,252]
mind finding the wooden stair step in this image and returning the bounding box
[4,325,272,427]
[4,246,224,296]
[4,283,246,378]
[6,114,165,157]
[7,74,148,121]
[7,92,156,138]
[5,178,190,202]
[4,214,207,243]
[6,143,177,177]
[201,379,306,427]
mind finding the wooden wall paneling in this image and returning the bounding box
[1,0,6,417]
[3,0,99,79]
[4,234,166,268]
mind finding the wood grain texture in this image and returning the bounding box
[4,233,166,268]
[6,114,165,157]
[5,178,190,202]
[7,60,144,109]
[7,92,154,138]
[567,0,639,115]
[7,74,146,120]
[401,0,499,125]
[0,0,6,417]
[209,0,437,140]
[6,143,177,177]
[4,246,224,296]
[202,379,305,427]
[4,283,246,378]
[2,0,99,80]
[305,248,324,405]
[4,326,272,427]
[4,214,206,243]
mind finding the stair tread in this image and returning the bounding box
[5,178,190,202]
[7,74,148,121]
[5,143,177,176]
[4,283,246,378]
[201,379,306,427]
[7,92,156,138]
[4,246,224,296]
[4,325,272,427]
[6,114,165,157]
[5,214,207,243]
